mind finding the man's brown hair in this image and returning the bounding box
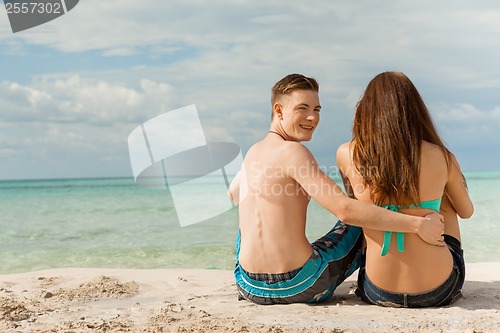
[271,74,319,119]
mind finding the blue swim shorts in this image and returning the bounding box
[234,221,364,305]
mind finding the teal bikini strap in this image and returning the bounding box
[380,231,405,256]
[394,198,440,255]
[379,199,441,256]
[396,232,405,252]
[406,198,442,212]
[380,204,405,256]
[419,198,442,211]
[381,231,392,256]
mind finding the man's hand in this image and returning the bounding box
[417,212,446,246]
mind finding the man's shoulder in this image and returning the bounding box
[281,141,313,158]
[282,140,308,149]
[247,140,315,167]
[249,139,310,153]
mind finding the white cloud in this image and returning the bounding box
[3,1,499,95]
[492,107,500,121]
[430,103,500,152]
[434,103,500,124]
[1,0,500,178]
[102,47,138,57]
[0,75,179,125]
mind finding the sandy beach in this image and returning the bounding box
[1,262,499,333]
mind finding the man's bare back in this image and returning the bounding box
[236,136,315,273]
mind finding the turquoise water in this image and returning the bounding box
[0,172,498,274]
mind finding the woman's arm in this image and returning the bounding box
[445,154,474,219]
[339,170,356,199]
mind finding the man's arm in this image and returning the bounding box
[287,143,445,246]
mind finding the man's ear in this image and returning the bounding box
[273,103,283,120]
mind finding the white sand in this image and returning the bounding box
[1,262,499,332]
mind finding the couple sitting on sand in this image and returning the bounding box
[228,72,473,307]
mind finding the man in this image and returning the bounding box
[228,74,445,304]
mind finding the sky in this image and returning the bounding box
[1,0,500,180]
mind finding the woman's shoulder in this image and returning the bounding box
[421,141,448,160]
[336,141,354,157]
[338,140,353,150]
[421,140,442,150]
[336,141,354,166]
[420,141,448,178]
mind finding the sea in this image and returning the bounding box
[0,172,498,274]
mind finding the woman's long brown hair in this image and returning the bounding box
[352,71,451,206]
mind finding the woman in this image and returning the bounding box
[336,71,474,308]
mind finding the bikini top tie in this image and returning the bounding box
[380,198,442,256]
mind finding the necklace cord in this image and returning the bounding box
[269,131,286,141]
